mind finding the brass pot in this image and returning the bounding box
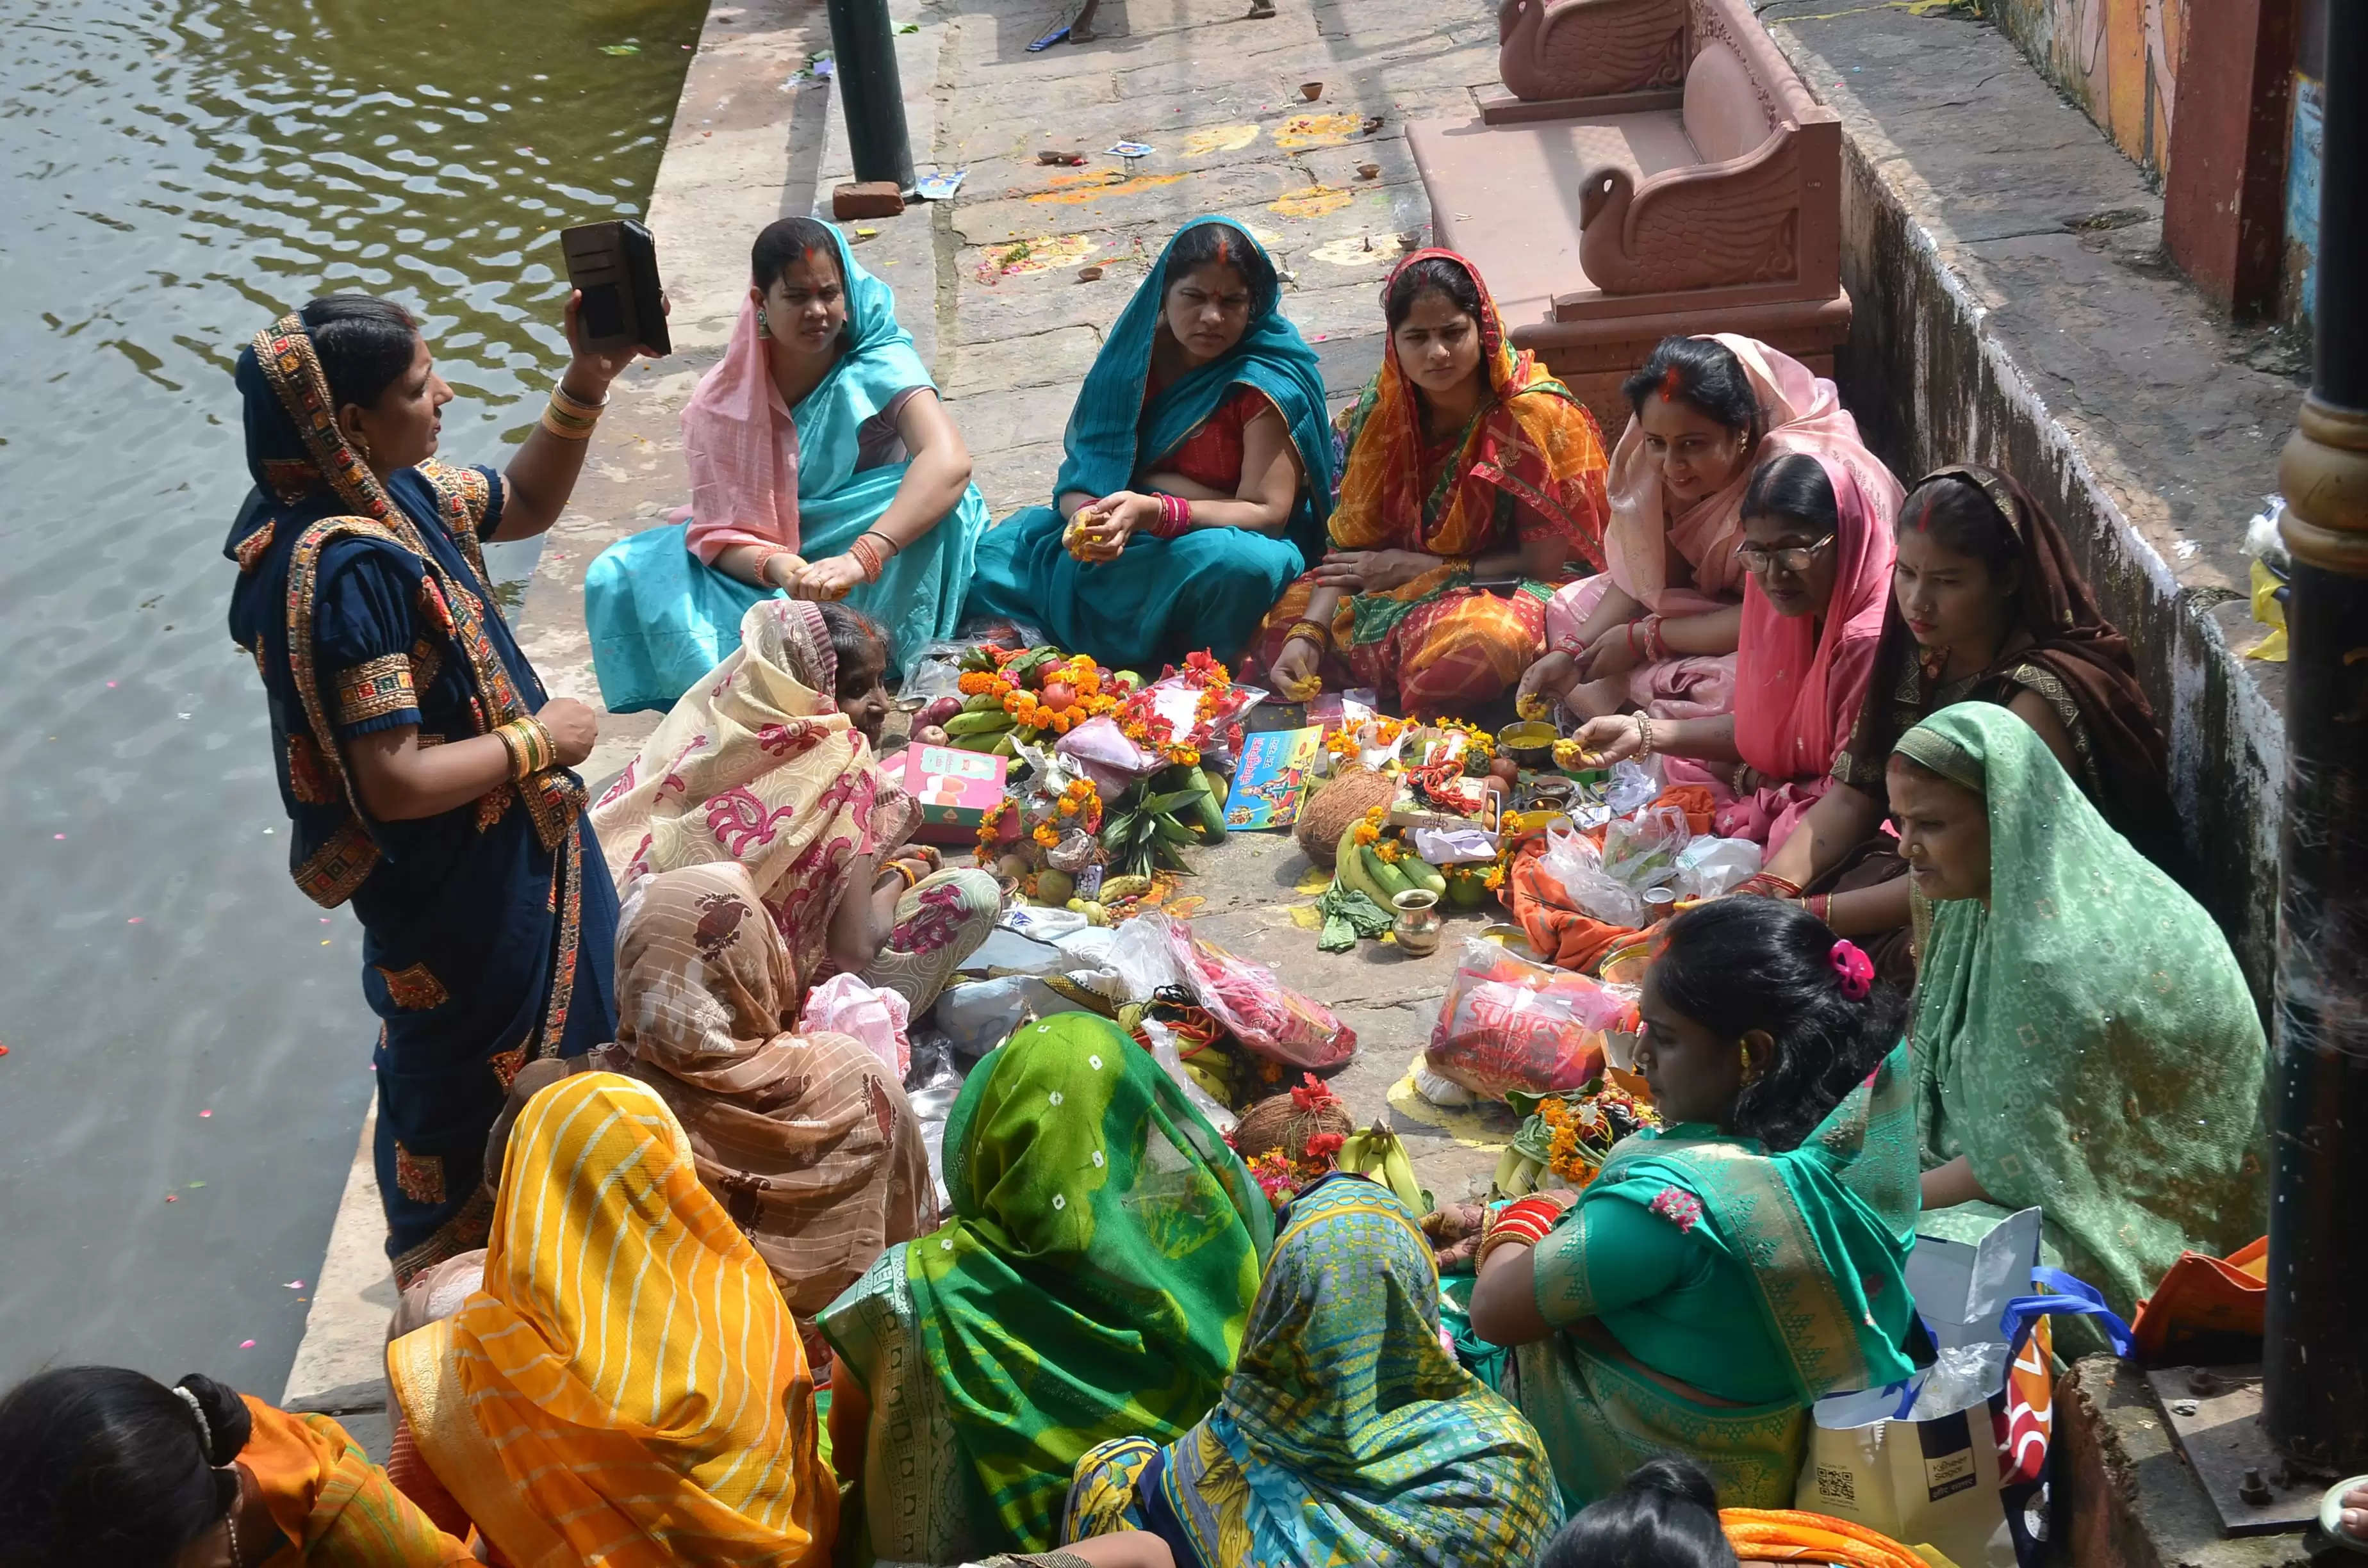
[1391,888,1443,956]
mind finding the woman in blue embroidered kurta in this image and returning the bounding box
[962,218,1336,671]
[225,294,645,1284]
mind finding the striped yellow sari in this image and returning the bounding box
[386,1072,833,1567]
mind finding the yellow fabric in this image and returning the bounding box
[388,1072,832,1568]
[238,1397,476,1565]
[2246,558,2288,661]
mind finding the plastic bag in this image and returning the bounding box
[1142,672,1265,769]
[1602,804,1690,888]
[898,637,1012,703]
[1427,938,1625,1098]
[1602,758,1661,815]
[798,973,912,1077]
[1540,820,1644,927]
[1109,915,1187,1002]
[1151,913,1356,1070]
[1138,1012,1236,1134]
[1674,834,1763,899]
[933,973,1096,1058]
[1055,714,1163,794]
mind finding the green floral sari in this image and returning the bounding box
[1897,703,2269,1321]
[822,1015,1271,1558]
[1508,1043,1921,1509]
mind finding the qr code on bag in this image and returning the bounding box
[1814,1466,1858,1506]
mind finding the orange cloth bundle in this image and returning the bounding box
[1722,1508,1935,1567]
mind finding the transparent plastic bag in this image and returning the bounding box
[1153,913,1356,1070]
[1602,804,1690,888]
[1603,758,1661,814]
[1139,1012,1235,1134]
[1675,835,1763,899]
[798,973,911,1077]
[1539,820,1644,927]
[1427,938,1624,1098]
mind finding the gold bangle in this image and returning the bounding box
[495,715,555,780]
[539,405,595,441]
[1285,619,1330,650]
[550,381,609,420]
[1635,714,1655,761]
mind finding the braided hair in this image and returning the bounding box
[1652,898,1906,1150]
[0,1367,251,1568]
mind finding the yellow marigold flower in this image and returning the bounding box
[1352,823,1379,845]
[1483,862,1506,890]
[1058,799,1078,817]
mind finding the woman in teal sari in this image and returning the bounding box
[819,1015,1271,1564]
[1064,1173,1562,1568]
[1468,898,1923,1510]
[1889,702,2269,1326]
[962,219,1336,670]
[587,216,989,710]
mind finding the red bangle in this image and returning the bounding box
[1644,615,1668,660]
[1148,493,1192,539]
[849,534,885,583]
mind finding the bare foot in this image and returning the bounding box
[1068,0,1099,39]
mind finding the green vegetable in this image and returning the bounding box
[1400,856,1447,897]
[1363,846,1413,899]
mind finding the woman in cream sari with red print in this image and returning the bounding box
[386,1071,834,1567]
[591,596,999,1015]
[224,295,633,1285]
[1256,250,1607,717]
[1522,335,1901,725]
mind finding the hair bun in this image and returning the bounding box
[172,1375,252,1466]
[1624,1456,1721,1517]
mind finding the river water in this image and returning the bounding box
[0,0,702,1389]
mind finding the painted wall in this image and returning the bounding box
[1988,0,2186,179]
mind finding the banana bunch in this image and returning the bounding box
[1492,1143,1548,1198]
[1180,1045,1238,1106]
[943,691,1023,755]
[1331,823,1448,910]
[1336,1123,1427,1214]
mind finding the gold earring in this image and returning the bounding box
[755,306,770,338]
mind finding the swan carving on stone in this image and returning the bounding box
[1497,0,1688,102]
[1575,138,1804,294]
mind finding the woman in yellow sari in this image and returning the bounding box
[1254,249,1607,717]
[386,1070,834,1567]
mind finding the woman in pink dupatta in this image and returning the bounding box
[1563,453,1895,853]
[1516,335,1898,727]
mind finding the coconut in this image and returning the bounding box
[1034,868,1076,906]
[1294,765,1397,869]
[1230,1088,1354,1166]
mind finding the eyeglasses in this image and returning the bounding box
[1734,533,1836,575]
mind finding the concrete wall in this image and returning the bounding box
[1989,0,2185,181]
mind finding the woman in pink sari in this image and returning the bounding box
[1515,335,1899,725]
[1561,453,1895,852]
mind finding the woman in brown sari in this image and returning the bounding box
[1743,464,2175,977]
[595,862,936,1359]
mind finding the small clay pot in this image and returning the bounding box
[1301,81,1324,100]
[1392,888,1443,956]
[1077,265,1103,282]
[1356,161,1381,180]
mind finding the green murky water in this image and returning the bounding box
[0,0,702,1385]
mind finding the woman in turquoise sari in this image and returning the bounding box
[962,219,1336,670]
[587,216,988,710]
[1468,897,1923,1510]
[1889,702,2269,1327]
[1064,1173,1562,1568]
[819,1015,1270,1564]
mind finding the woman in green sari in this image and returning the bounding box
[1469,897,1923,1510]
[819,1014,1272,1563]
[1889,702,2269,1324]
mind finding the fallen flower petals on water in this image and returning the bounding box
[240,1340,256,1349]
[199,1109,212,1118]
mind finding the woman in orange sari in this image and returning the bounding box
[1255,250,1607,717]
[0,1367,473,1565]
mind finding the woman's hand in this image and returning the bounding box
[1270,637,1324,701]
[791,554,865,601]
[1071,491,1160,560]
[560,287,667,400]
[1516,651,1582,717]
[1420,1202,1488,1270]
[1307,549,1431,594]
[1572,714,1643,765]
[1581,621,1642,681]
[536,698,600,768]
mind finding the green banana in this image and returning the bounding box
[1335,824,1388,905]
[962,692,1004,714]
[944,709,1015,737]
[1337,1127,1425,1213]
[991,731,1019,758]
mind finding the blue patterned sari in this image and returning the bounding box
[962,218,1336,670]
[224,315,618,1284]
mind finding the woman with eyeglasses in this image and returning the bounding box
[1558,452,1894,852]
[1729,465,2178,984]
[1517,336,1902,726]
